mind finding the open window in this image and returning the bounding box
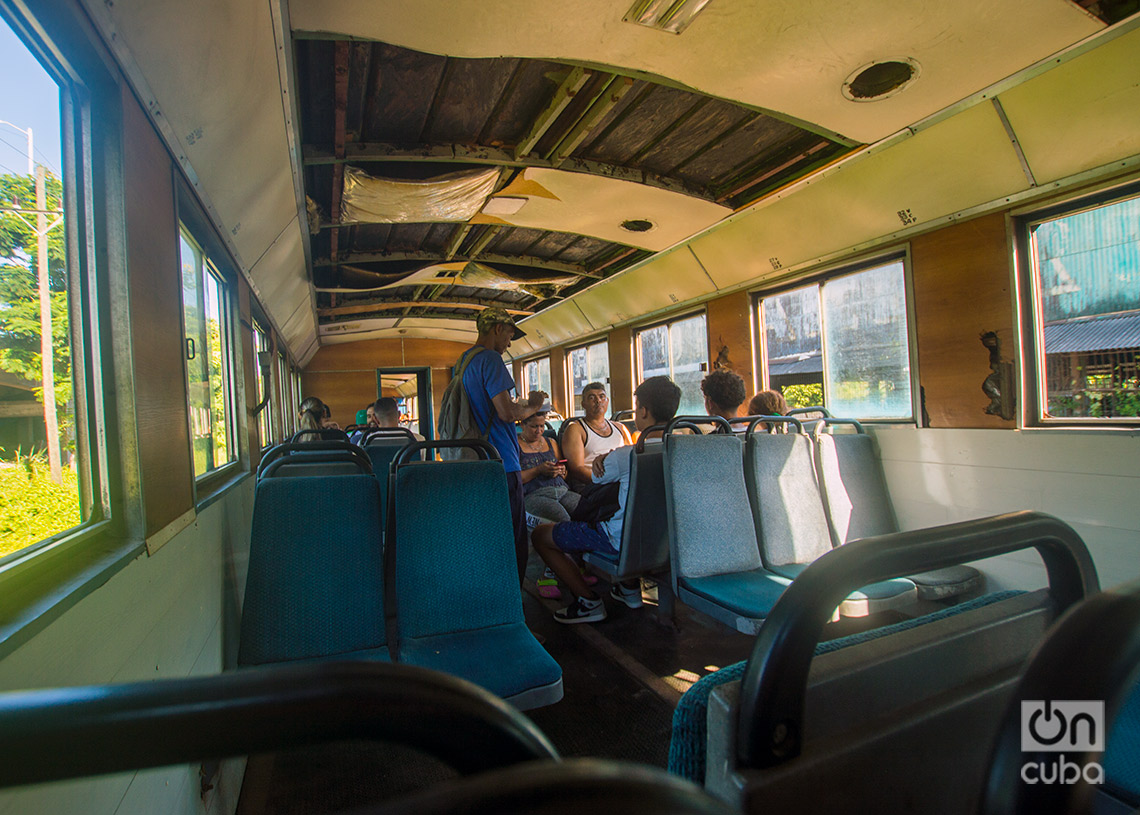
[521,356,551,400]
[1018,183,1140,425]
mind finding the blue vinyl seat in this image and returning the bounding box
[390,452,562,711]
[663,432,789,634]
[238,474,389,666]
[744,430,917,616]
[813,425,984,601]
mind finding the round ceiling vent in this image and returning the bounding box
[620,219,656,233]
[842,59,920,102]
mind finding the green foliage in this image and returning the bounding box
[0,450,81,558]
[781,383,823,409]
[0,171,72,438]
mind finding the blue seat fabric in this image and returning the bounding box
[679,570,789,618]
[239,475,389,665]
[1105,679,1140,804]
[393,459,561,704]
[667,590,1027,784]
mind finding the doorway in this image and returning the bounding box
[375,367,434,441]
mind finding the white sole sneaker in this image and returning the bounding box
[610,585,644,609]
[554,599,607,624]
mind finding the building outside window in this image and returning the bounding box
[757,256,914,420]
[568,341,610,415]
[1022,188,1140,422]
[636,312,708,417]
[522,356,551,402]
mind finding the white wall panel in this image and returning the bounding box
[0,480,255,815]
[872,427,1140,591]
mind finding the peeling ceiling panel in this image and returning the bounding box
[689,101,1029,292]
[291,0,1102,144]
[517,300,596,349]
[471,168,731,252]
[997,25,1140,185]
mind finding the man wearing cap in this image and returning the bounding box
[465,307,547,580]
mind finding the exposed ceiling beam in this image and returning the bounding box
[443,223,473,260]
[301,142,714,201]
[320,300,533,318]
[312,250,590,276]
[466,225,501,259]
[329,42,350,262]
[548,76,636,167]
[514,66,590,159]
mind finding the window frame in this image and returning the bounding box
[752,249,920,423]
[633,309,709,417]
[566,339,611,417]
[519,355,551,401]
[1015,179,1140,428]
[177,221,240,487]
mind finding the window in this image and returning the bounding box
[757,257,914,419]
[568,341,610,415]
[251,321,274,447]
[1021,186,1140,423]
[636,312,708,416]
[0,18,90,558]
[522,356,551,399]
[180,229,237,477]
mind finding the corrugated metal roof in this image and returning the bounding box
[1043,310,1140,354]
[769,353,823,376]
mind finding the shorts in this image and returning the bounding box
[551,521,617,555]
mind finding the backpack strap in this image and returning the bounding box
[456,347,496,440]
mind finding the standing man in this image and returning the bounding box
[562,382,632,492]
[463,308,547,580]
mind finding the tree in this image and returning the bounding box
[0,170,70,464]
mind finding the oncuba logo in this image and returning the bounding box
[1020,701,1105,785]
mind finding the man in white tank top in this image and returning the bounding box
[562,382,632,491]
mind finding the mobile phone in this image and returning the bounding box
[556,459,567,465]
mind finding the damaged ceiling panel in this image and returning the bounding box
[296,37,855,338]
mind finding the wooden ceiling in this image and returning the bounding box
[297,38,854,333]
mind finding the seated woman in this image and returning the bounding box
[298,396,341,431]
[518,412,580,523]
[747,389,790,431]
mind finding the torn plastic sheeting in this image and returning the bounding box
[377,262,578,292]
[340,166,500,223]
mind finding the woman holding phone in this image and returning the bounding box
[518,412,581,524]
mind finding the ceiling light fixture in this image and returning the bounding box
[481,196,528,216]
[842,59,920,102]
[624,0,713,34]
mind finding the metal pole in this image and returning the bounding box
[36,164,61,483]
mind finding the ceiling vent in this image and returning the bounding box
[842,59,920,102]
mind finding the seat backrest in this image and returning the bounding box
[815,432,898,544]
[664,433,762,583]
[744,433,832,568]
[392,459,523,640]
[239,474,387,665]
[260,453,372,479]
[615,444,671,575]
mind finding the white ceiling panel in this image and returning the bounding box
[998,25,1140,185]
[292,0,1100,144]
[689,100,1028,291]
[570,248,713,328]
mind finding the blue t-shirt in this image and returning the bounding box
[462,347,521,472]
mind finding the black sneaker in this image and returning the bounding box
[554,597,607,624]
[610,582,644,609]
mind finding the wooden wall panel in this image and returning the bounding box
[608,326,634,412]
[303,338,471,428]
[548,347,567,416]
[705,290,756,396]
[122,88,194,536]
[911,213,1015,428]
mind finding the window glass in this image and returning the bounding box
[758,258,913,419]
[569,341,610,415]
[821,260,912,419]
[0,26,84,557]
[251,324,276,446]
[180,230,235,476]
[1027,193,1140,420]
[636,313,708,417]
[761,284,824,409]
[522,357,551,399]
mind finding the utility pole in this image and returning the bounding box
[36,163,61,483]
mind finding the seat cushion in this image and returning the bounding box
[397,622,562,702]
[679,569,789,619]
